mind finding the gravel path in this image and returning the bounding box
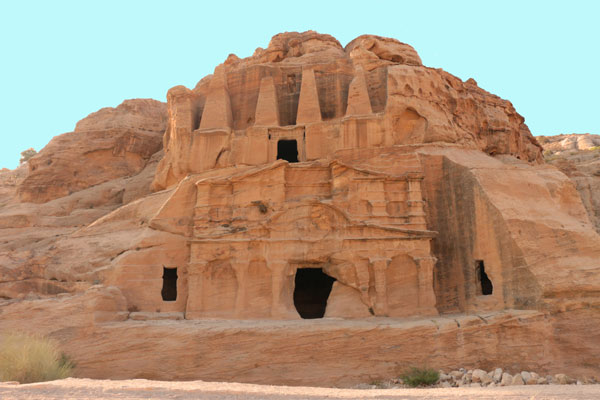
[1,378,599,400]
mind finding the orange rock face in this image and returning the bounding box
[18,99,167,203]
[1,31,599,386]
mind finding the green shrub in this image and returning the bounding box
[399,367,440,387]
[0,332,74,383]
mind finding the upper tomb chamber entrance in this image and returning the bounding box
[277,139,299,163]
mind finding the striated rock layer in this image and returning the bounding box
[0,32,599,386]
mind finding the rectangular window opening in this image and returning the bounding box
[277,139,299,163]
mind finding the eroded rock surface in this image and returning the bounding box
[18,99,167,203]
[0,100,166,299]
[537,134,600,232]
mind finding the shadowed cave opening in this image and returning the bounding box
[162,267,177,301]
[293,268,336,319]
[277,139,299,163]
[476,260,493,296]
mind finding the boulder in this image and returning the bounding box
[472,369,492,385]
[512,373,525,385]
[492,368,503,383]
[501,373,513,386]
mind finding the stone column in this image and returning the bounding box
[415,257,438,315]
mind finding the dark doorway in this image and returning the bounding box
[162,267,177,301]
[476,260,493,295]
[293,268,336,319]
[277,139,299,163]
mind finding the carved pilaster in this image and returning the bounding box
[230,259,248,318]
[369,257,391,316]
[354,258,373,312]
[184,261,208,318]
[415,257,438,315]
[267,260,296,318]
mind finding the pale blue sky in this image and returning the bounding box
[1,0,598,168]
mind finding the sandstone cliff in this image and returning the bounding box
[18,99,167,204]
[0,99,166,298]
[0,32,598,386]
[538,133,600,232]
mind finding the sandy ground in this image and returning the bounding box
[0,378,599,400]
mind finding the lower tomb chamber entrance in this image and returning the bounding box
[293,268,336,319]
[277,139,299,163]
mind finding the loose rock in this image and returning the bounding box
[512,373,525,385]
[501,373,513,386]
[492,368,503,383]
[555,374,569,385]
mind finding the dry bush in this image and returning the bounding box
[399,367,440,387]
[19,148,37,164]
[0,332,74,383]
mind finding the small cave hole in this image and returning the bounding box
[161,267,177,301]
[293,268,336,319]
[476,260,493,296]
[277,139,298,163]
